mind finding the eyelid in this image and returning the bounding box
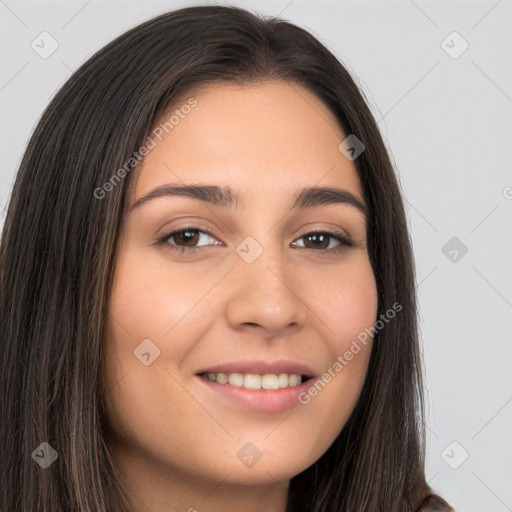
[156,224,356,254]
[155,224,222,250]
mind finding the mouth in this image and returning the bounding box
[195,360,317,413]
[197,371,311,389]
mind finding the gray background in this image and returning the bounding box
[1,0,511,510]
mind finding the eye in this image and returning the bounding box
[157,226,355,255]
[157,227,222,253]
[291,231,355,252]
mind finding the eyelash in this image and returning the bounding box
[156,226,356,254]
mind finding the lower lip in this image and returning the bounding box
[197,376,313,414]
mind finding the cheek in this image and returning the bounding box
[108,251,203,334]
[293,257,377,438]
[101,250,221,470]
[307,255,378,351]
[102,245,225,436]
[104,247,210,369]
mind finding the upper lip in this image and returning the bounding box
[196,359,317,378]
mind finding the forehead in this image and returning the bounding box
[133,80,363,203]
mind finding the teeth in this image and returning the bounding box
[277,373,289,388]
[262,374,279,389]
[228,373,244,387]
[216,372,228,384]
[288,374,300,386]
[202,372,303,389]
[243,374,261,389]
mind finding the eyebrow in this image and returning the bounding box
[130,183,368,217]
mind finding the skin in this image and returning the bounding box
[102,81,378,512]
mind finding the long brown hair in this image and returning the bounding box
[1,5,432,511]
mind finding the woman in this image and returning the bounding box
[0,5,454,511]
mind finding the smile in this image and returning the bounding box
[199,372,304,389]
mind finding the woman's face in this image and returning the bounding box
[103,81,378,493]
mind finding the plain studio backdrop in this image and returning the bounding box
[1,1,511,510]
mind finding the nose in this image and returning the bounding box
[224,248,308,339]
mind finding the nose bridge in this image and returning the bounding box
[224,234,307,336]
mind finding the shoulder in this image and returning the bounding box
[417,493,454,511]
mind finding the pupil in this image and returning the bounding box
[177,230,198,246]
[307,233,328,249]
